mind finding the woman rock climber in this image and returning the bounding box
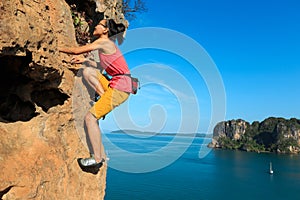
[59,19,133,168]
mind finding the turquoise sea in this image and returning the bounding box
[103,133,300,200]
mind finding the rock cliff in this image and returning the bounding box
[0,0,126,199]
[209,117,300,153]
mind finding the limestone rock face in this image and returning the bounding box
[0,0,125,199]
[95,0,128,25]
[213,119,249,141]
[209,117,300,153]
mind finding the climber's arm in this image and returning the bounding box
[58,42,99,55]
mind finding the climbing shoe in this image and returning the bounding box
[78,157,105,167]
[77,156,105,174]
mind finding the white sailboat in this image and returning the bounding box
[269,162,274,174]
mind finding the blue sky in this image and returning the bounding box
[102,0,300,133]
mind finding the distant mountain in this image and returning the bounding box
[110,129,156,135]
[110,129,211,138]
[208,117,300,154]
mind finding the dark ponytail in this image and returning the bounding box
[107,19,126,45]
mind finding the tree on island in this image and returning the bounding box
[209,117,300,154]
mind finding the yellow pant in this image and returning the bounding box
[89,72,129,119]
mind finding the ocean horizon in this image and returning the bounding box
[103,132,300,200]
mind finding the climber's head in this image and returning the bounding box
[93,19,126,45]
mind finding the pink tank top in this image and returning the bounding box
[98,45,132,93]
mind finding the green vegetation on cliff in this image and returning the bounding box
[211,117,300,154]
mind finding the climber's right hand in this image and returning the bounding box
[70,55,86,64]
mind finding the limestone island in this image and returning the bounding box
[208,117,300,154]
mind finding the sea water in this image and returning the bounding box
[103,133,300,200]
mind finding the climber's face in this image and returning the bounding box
[93,20,108,36]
